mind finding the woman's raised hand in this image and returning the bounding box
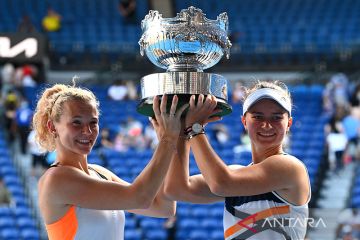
[150,95,189,140]
[185,94,222,127]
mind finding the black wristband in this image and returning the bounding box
[187,131,205,140]
[184,126,193,135]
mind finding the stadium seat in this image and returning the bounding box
[124,229,142,240]
[20,227,40,240]
[0,227,20,239]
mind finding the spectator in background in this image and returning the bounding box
[113,132,130,152]
[17,15,37,33]
[15,98,33,154]
[1,63,15,98]
[21,64,37,87]
[13,66,24,88]
[323,73,350,114]
[122,116,146,150]
[108,79,128,101]
[350,83,360,107]
[11,64,38,89]
[231,81,246,103]
[144,123,158,150]
[118,0,137,24]
[3,89,19,142]
[212,123,230,148]
[336,208,360,239]
[233,129,252,154]
[342,107,360,163]
[341,226,356,240]
[325,106,348,173]
[28,129,48,178]
[123,116,143,137]
[126,80,139,100]
[0,177,11,206]
[42,7,62,32]
[99,128,114,149]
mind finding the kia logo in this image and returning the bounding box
[0,37,38,58]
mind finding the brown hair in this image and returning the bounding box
[244,80,292,106]
[32,84,99,151]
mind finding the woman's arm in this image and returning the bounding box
[189,135,305,195]
[128,183,176,217]
[163,134,223,204]
[185,95,309,202]
[39,95,188,211]
[91,165,176,217]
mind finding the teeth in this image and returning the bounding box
[78,140,90,143]
[259,133,274,136]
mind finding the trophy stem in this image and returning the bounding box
[167,65,203,72]
[137,72,232,117]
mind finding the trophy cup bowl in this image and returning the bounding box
[137,6,232,117]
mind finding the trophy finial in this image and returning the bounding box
[180,6,205,23]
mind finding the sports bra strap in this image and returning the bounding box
[50,163,108,180]
[88,166,108,180]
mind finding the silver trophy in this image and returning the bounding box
[137,6,232,117]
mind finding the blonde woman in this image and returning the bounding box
[34,83,187,240]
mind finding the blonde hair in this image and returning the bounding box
[244,80,292,107]
[32,83,99,152]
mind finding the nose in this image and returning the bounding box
[261,120,273,129]
[82,124,92,134]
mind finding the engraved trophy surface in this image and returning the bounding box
[137,6,232,117]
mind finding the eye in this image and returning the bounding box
[252,115,263,120]
[72,120,81,125]
[90,121,99,127]
[272,116,283,121]
[272,115,284,121]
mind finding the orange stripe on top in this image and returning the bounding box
[46,206,78,240]
[224,205,290,238]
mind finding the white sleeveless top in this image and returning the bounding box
[73,206,125,240]
[45,166,125,240]
[223,161,311,240]
[74,167,125,240]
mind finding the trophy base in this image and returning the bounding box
[136,94,232,117]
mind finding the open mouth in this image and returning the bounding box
[258,132,276,137]
[76,139,92,145]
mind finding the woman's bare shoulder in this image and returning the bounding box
[38,166,87,193]
[263,154,308,177]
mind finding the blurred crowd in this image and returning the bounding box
[322,73,360,240]
[323,73,360,174]
[3,59,360,239]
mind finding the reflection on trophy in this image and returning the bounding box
[137,6,232,117]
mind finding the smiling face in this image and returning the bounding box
[52,99,99,156]
[241,99,292,153]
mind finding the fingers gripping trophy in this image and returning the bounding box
[137,6,232,117]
